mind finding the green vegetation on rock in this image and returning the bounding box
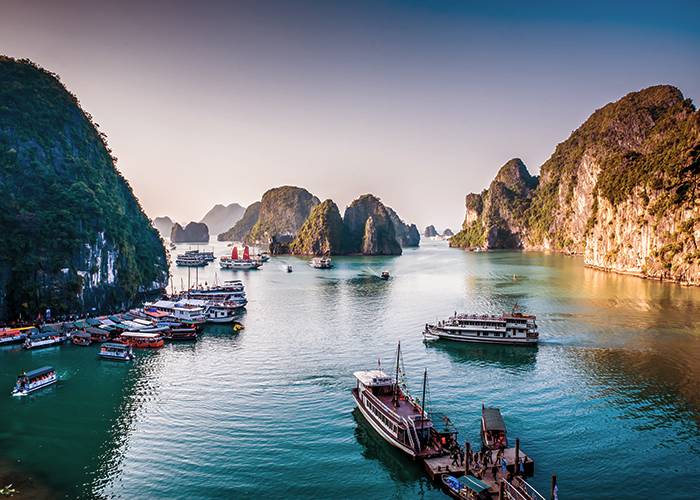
[0,56,168,319]
[288,199,345,255]
[244,186,319,245]
[218,202,260,241]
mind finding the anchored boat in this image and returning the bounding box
[351,342,458,459]
[220,246,262,270]
[481,405,508,450]
[12,366,58,396]
[310,257,332,268]
[424,308,538,346]
[23,330,69,349]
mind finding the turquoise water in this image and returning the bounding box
[1,241,699,499]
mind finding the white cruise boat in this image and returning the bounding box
[423,310,539,345]
[185,249,215,262]
[220,246,262,270]
[176,280,247,322]
[310,257,332,268]
[143,300,206,325]
[176,252,207,267]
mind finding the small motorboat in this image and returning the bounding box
[12,366,58,396]
[71,331,92,346]
[380,270,390,279]
[442,475,491,499]
[287,265,293,273]
[481,405,508,450]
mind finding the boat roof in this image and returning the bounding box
[429,412,458,436]
[19,366,54,379]
[482,407,507,431]
[85,326,110,335]
[121,332,162,339]
[103,342,129,349]
[29,331,62,339]
[457,476,490,493]
[72,332,92,338]
[354,370,394,387]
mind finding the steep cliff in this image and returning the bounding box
[200,203,245,236]
[343,194,402,255]
[217,201,260,241]
[386,207,420,247]
[244,186,320,245]
[287,199,345,255]
[451,85,700,284]
[171,222,210,243]
[0,57,168,319]
[424,225,438,237]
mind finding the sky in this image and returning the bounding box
[1,0,699,233]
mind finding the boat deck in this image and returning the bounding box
[373,392,425,422]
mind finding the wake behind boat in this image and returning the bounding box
[424,308,538,346]
[351,342,458,459]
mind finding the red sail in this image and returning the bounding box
[243,246,250,260]
[232,247,238,260]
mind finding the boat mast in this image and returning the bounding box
[393,341,400,407]
[420,369,427,435]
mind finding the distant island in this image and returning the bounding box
[171,222,210,243]
[218,186,419,256]
[450,85,700,285]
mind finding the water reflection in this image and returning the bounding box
[425,339,538,373]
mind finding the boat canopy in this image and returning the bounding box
[121,332,162,339]
[482,407,507,431]
[429,412,458,436]
[74,320,89,328]
[87,318,102,326]
[29,331,61,340]
[19,366,54,379]
[86,326,109,336]
[354,370,394,387]
[72,332,92,339]
[40,325,59,333]
[457,476,490,493]
[103,342,129,349]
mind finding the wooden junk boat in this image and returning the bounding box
[481,405,508,450]
[12,366,58,396]
[352,342,458,458]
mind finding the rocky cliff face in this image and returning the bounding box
[244,186,320,245]
[153,216,175,236]
[451,85,700,284]
[171,222,210,243]
[217,202,260,242]
[424,225,438,237]
[343,195,402,255]
[0,57,168,319]
[386,207,420,247]
[287,199,344,255]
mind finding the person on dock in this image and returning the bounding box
[492,464,498,479]
[459,448,465,466]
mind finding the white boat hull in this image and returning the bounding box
[424,326,538,345]
[12,377,57,396]
[351,389,416,457]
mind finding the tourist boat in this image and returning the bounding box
[164,327,198,341]
[251,251,270,262]
[185,249,215,262]
[85,326,112,342]
[179,280,248,308]
[481,405,508,450]
[423,309,539,346]
[23,330,69,349]
[12,366,58,396]
[0,327,31,345]
[119,332,164,348]
[287,265,293,273]
[143,300,207,325]
[71,331,93,346]
[310,257,332,269]
[351,342,458,458]
[220,246,262,270]
[175,252,207,267]
[380,270,390,279]
[442,475,491,499]
[98,342,135,361]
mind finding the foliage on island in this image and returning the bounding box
[450,85,700,284]
[287,199,345,255]
[343,194,402,255]
[0,56,168,319]
[217,201,260,241]
[243,186,320,245]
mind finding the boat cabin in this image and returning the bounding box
[310,257,332,268]
[119,332,164,348]
[13,366,57,395]
[481,405,508,450]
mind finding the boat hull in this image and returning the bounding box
[351,388,417,457]
[98,353,134,361]
[12,377,57,396]
[424,326,538,346]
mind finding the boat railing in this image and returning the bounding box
[502,479,546,500]
[400,415,418,452]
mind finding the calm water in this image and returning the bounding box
[1,240,699,499]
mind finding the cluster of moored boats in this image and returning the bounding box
[3,280,250,395]
[176,247,270,270]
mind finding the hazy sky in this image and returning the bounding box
[1,0,698,233]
